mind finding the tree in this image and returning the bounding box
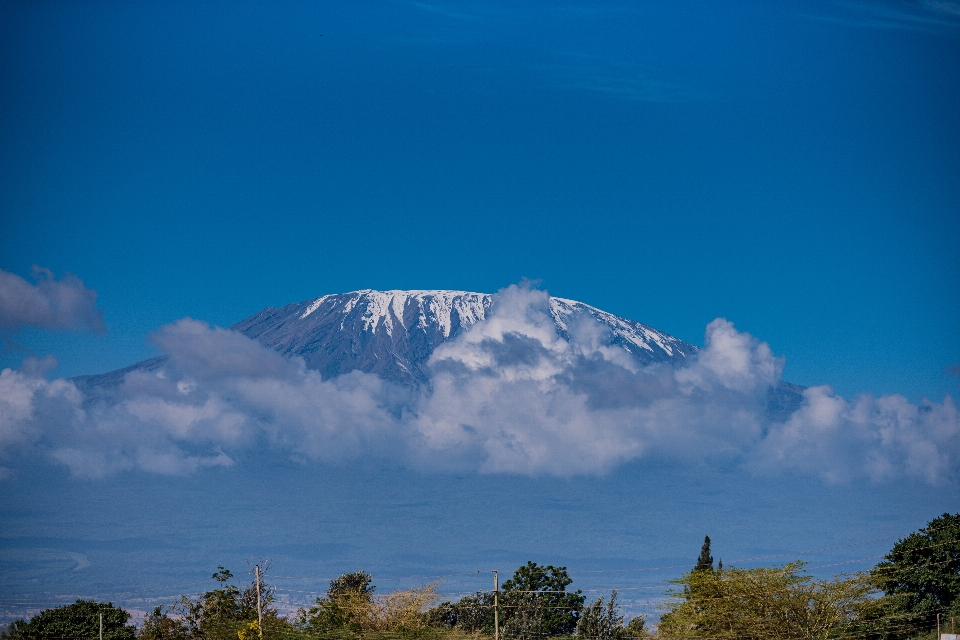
[576,590,624,640]
[137,607,189,640]
[301,572,438,634]
[501,562,585,636]
[302,571,377,632]
[658,562,876,640]
[367,584,438,632]
[172,565,275,640]
[428,592,496,633]
[694,536,713,573]
[872,512,960,633]
[4,601,135,640]
[622,616,648,639]
[326,571,374,601]
[501,592,544,640]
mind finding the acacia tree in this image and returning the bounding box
[658,562,875,640]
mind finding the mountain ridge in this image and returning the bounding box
[73,290,799,416]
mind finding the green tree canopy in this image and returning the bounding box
[427,592,495,634]
[4,601,135,640]
[169,565,276,640]
[137,607,189,640]
[326,572,375,601]
[575,590,625,640]
[501,561,585,636]
[873,512,960,629]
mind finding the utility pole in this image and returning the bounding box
[255,564,264,640]
[492,570,499,640]
[99,613,103,640]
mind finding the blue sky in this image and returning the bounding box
[1,0,959,623]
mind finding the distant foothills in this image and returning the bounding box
[4,514,958,640]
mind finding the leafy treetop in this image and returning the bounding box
[502,561,585,636]
[873,512,960,624]
[4,600,135,640]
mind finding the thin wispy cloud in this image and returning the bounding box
[542,52,700,102]
[1,285,956,484]
[405,0,490,22]
[537,52,702,103]
[800,0,960,31]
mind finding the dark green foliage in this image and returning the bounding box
[693,536,713,573]
[872,512,960,634]
[428,593,495,633]
[212,568,233,584]
[621,616,647,639]
[500,592,543,640]
[574,590,646,640]
[137,607,189,640]
[575,590,624,640]
[501,562,585,636]
[326,572,375,600]
[172,566,277,640]
[429,562,584,638]
[4,600,135,640]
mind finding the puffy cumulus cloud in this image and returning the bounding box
[0,267,105,333]
[0,318,403,478]
[754,387,959,484]
[0,286,958,483]
[409,288,784,474]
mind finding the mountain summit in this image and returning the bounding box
[75,290,698,390]
[231,290,697,384]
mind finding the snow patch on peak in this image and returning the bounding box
[288,290,692,361]
[322,289,493,338]
[420,291,490,337]
[359,290,403,336]
[300,295,332,319]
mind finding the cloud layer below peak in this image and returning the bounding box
[1,285,957,483]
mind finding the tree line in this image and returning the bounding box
[4,513,958,640]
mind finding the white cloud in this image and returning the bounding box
[0,285,957,484]
[754,386,959,483]
[0,267,105,333]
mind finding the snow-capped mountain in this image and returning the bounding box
[74,290,698,390]
[230,289,697,384]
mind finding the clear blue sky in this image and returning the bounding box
[2,0,958,401]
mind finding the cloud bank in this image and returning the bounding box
[1,286,957,483]
[0,267,105,333]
